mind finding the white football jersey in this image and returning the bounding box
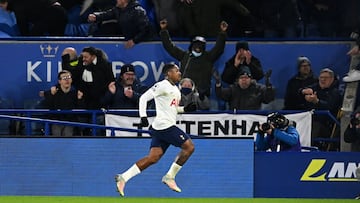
[139,79,184,130]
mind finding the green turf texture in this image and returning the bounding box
[0,196,356,203]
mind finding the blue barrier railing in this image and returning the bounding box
[0,110,152,136]
[0,109,339,137]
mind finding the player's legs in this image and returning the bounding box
[136,147,164,170]
[162,138,194,193]
[176,138,195,165]
[115,133,167,197]
[115,147,164,197]
[158,127,194,192]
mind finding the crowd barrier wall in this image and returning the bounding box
[254,152,359,198]
[0,109,357,198]
[0,137,254,198]
[0,39,352,108]
[0,137,358,198]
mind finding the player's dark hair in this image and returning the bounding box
[162,63,176,75]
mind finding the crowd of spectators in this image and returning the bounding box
[0,0,359,39]
[0,0,358,153]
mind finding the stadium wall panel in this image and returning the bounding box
[0,40,351,108]
[0,137,254,197]
[254,152,360,198]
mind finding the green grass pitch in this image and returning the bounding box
[0,196,356,203]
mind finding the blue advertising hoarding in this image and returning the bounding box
[0,40,351,108]
[0,137,358,198]
[0,137,254,197]
[254,152,360,198]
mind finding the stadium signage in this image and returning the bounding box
[0,41,350,107]
[301,159,359,182]
[105,112,312,146]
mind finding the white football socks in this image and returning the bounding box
[122,164,141,182]
[166,162,182,178]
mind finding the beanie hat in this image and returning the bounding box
[237,66,252,78]
[236,41,249,52]
[297,56,311,68]
[120,64,135,75]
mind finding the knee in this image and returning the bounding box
[148,153,162,164]
[184,140,195,155]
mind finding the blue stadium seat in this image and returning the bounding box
[0,9,19,36]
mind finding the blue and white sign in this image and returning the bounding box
[0,40,351,108]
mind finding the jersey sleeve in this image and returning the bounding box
[139,87,154,117]
[139,82,163,117]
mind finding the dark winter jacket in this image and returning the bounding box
[302,81,341,117]
[95,0,154,43]
[221,54,263,84]
[101,80,148,109]
[62,55,115,110]
[6,0,67,36]
[215,81,275,110]
[160,29,226,96]
[42,86,84,121]
[284,72,318,110]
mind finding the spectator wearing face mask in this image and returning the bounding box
[179,78,210,111]
[159,19,228,98]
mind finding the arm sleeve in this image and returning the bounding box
[176,106,185,113]
[159,29,186,60]
[215,85,232,102]
[208,31,226,62]
[255,133,270,151]
[139,88,155,117]
[273,126,300,146]
[344,125,358,143]
[261,85,276,104]
[247,56,264,81]
[94,8,116,22]
[132,6,153,43]
[221,58,238,84]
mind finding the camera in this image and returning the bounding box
[266,112,295,129]
[261,122,271,131]
[350,117,360,126]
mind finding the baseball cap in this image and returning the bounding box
[120,64,135,75]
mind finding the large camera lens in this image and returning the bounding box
[261,123,271,131]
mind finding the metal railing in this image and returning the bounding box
[0,109,339,137]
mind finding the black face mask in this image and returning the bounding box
[181,87,192,95]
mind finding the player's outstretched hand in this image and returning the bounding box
[184,102,197,112]
[140,117,149,127]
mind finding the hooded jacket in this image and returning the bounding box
[160,29,226,96]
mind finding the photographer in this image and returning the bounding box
[344,107,360,152]
[255,112,301,152]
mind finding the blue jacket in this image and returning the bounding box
[255,126,301,152]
